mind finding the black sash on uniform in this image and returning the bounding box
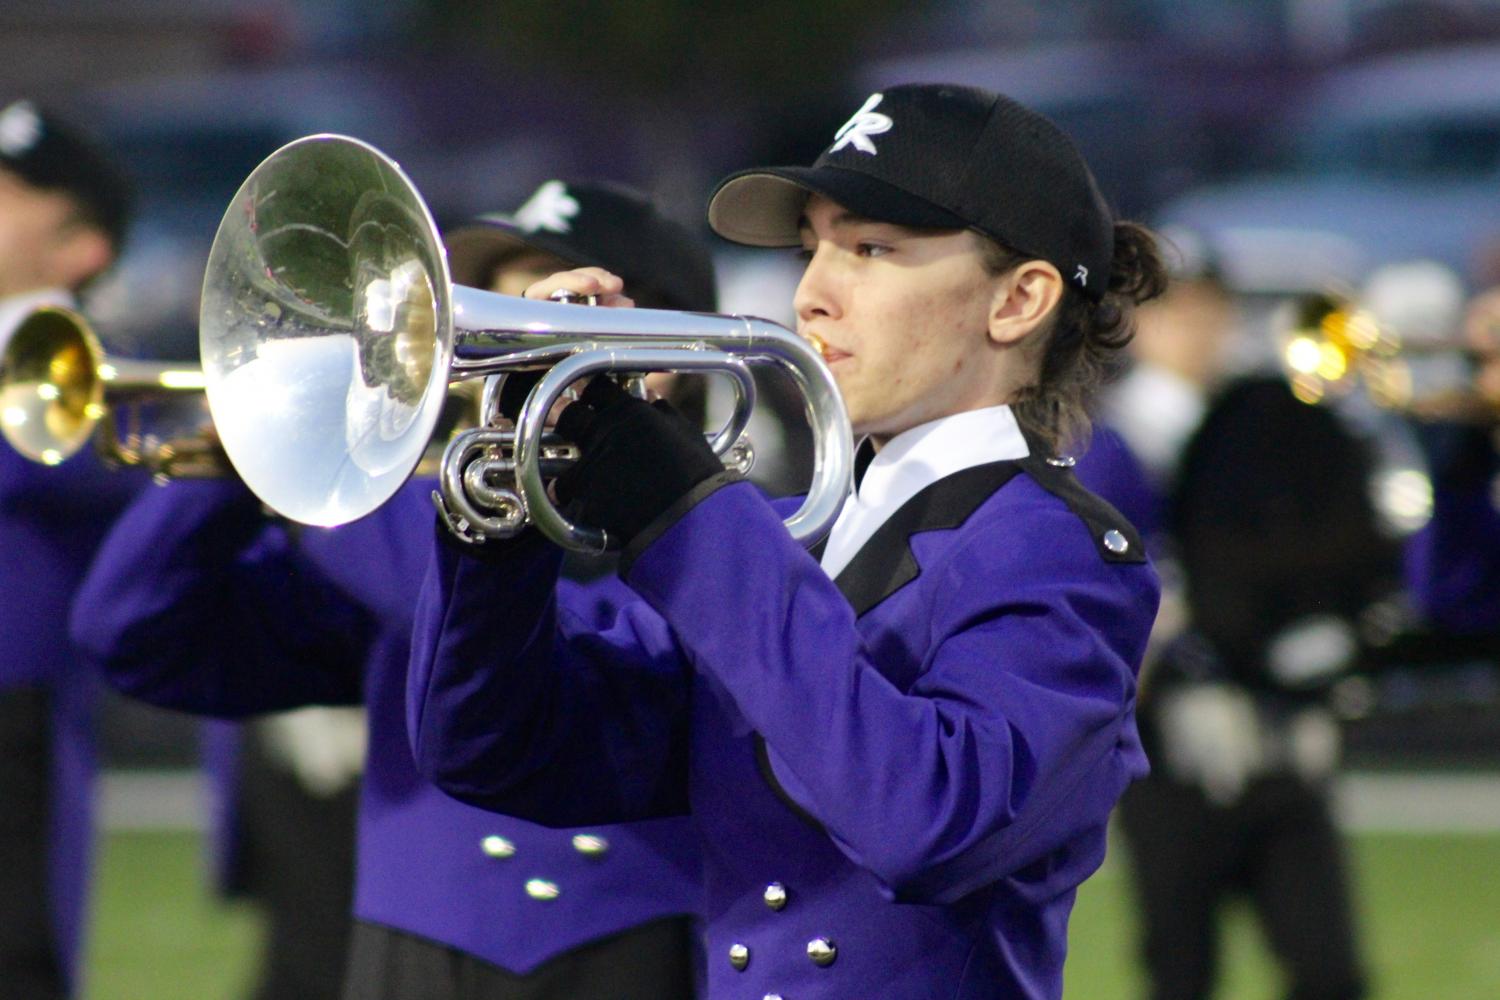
[341,917,696,1000]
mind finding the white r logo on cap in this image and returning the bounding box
[511,180,580,234]
[1074,264,1089,285]
[0,101,43,158]
[830,93,893,156]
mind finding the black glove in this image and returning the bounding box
[553,376,730,550]
[496,370,546,421]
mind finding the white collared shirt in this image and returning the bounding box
[819,404,1030,579]
[0,288,75,355]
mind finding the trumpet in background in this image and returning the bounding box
[1279,288,1498,424]
[0,306,220,477]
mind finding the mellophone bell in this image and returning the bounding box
[0,305,219,477]
[198,133,853,551]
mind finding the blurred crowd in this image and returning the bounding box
[3,2,1500,999]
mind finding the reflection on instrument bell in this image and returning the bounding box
[200,134,852,552]
[0,305,222,478]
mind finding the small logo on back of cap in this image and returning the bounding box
[1074,264,1089,286]
[511,180,580,234]
[0,101,43,158]
[830,93,893,156]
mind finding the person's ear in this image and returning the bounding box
[987,260,1063,347]
[48,226,113,291]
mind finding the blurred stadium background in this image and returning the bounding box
[6,0,1500,996]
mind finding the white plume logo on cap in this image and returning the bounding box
[830,93,893,156]
[511,180,580,234]
[0,101,43,158]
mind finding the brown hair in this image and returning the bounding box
[979,221,1167,454]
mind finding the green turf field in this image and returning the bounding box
[84,830,1500,999]
[85,832,263,1000]
[1065,833,1500,999]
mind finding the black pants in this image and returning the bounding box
[1117,773,1367,1000]
[0,686,66,1000]
[236,725,360,1000]
[341,917,697,1000]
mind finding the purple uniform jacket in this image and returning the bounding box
[68,479,701,973]
[2,442,145,990]
[1,445,144,688]
[408,457,1158,999]
[1070,426,1163,549]
[1405,443,1500,633]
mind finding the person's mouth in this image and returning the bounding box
[804,331,850,365]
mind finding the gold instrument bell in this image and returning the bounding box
[1280,290,1498,423]
[0,305,221,476]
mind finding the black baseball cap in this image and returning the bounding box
[0,99,132,249]
[446,180,717,313]
[708,83,1115,300]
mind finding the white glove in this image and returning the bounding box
[1265,615,1357,688]
[1157,683,1264,806]
[257,706,368,797]
[1283,706,1341,784]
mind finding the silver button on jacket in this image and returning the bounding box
[807,936,838,967]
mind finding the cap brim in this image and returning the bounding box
[708,166,971,247]
[443,221,605,288]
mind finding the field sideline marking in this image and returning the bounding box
[97,769,1500,833]
[1334,772,1500,833]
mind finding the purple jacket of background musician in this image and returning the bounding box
[1070,425,1163,548]
[1,442,145,991]
[407,459,1158,999]
[68,479,701,974]
[1404,443,1500,634]
[1,446,144,689]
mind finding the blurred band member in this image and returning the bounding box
[1076,248,1380,1000]
[71,182,713,1000]
[407,84,1166,999]
[0,98,138,1000]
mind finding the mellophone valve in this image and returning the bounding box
[434,339,760,546]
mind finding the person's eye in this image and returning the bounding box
[857,242,892,258]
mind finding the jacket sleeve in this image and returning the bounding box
[406,528,693,827]
[1405,430,1500,632]
[0,443,146,520]
[69,479,370,716]
[624,481,1157,905]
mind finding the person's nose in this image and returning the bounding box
[793,246,842,327]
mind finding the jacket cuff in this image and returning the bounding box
[435,510,552,567]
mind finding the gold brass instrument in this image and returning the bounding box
[1280,291,1499,423]
[199,134,852,551]
[0,306,222,476]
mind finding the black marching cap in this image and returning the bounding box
[445,180,717,314]
[708,83,1115,301]
[0,99,132,248]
